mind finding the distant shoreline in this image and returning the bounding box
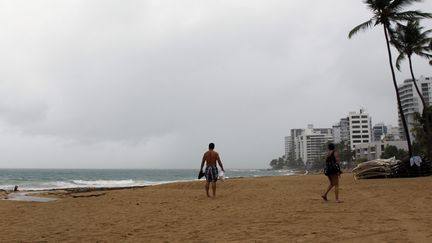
[1,170,306,201]
[0,168,300,192]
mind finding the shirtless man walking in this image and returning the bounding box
[200,143,225,198]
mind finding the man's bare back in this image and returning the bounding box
[202,150,220,167]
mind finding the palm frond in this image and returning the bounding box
[389,0,423,12]
[417,52,432,59]
[395,52,406,71]
[422,29,432,36]
[393,11,432,21]
[348,20,374,38]
[393,19,432,59]
[365,0,386,12]
[387,24,399,41]
[364,0,389,12]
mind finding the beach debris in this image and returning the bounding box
[72,193,106,198]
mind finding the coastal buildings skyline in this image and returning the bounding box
[285,75,431,165]
[285,109,404,165]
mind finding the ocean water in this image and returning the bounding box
[0,169,296,191]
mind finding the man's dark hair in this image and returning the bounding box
[209,143,215,149]
[328,143,335,150]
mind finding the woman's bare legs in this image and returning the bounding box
[331,174,342,203]
[322,176,333,201]
[323,175,342,202]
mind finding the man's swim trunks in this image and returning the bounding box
[205,166,218,182]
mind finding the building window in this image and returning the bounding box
[353,131,361,134]
[361,120,368,123]
[362,125,368,128]
[362,135,369,138]
[353,140,361,143]
[352,121,360,124]
[363,140,369,143]
[353,125,360,128]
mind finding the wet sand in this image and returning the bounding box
[1,173,431,242]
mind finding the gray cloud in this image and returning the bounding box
[0,0,431,168]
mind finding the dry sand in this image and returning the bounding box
[1,173,432,242]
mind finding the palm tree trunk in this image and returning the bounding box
[383,25,413,158]
[408,56,431,159]
[408,55,427,110]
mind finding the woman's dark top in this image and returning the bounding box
[324,151,341,176]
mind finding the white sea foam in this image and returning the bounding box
[229,169,260,172]
[71,179,135,187]
[1,179,194,191]
[0,184,16,191]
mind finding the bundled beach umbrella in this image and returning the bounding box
[352,158,398,179]
[352,156,432,179]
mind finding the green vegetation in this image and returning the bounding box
[269,155,304,170]
[335,141,354,163]
[381,145,408,160]
[412,106,432,160]
[269,156,286,170]
[349,0,432,158]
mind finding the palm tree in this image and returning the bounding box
[392,20,432,109]
[348,0,432,158]
[392,21,432,158]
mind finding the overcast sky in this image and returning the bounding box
[0,1,431,169]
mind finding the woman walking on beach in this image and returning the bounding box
[322,143,343,203]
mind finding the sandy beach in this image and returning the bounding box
[1,173,432,242]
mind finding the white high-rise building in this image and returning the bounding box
[284,136,291,160]
[333,118,350,144]
[373,122,387,142]
[386,125,401,141]
[340,118,350,143]
[354,140,408,160]
[332,123,342,144]
[397,75,432,141]
[289,125,333,165]
[290,128,304,162]
[349,109,372,150]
